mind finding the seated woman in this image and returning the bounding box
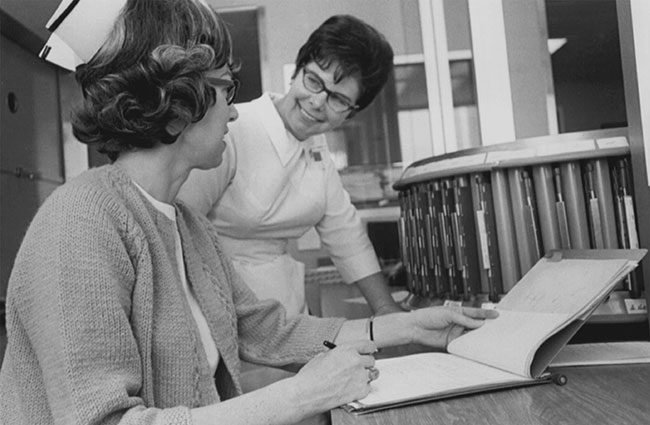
[0,1,497,424]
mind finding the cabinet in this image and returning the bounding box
[393,128,649,340]
[0,34,64,301]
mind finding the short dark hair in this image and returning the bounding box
[293,15,394,112]
[72,0,233,161]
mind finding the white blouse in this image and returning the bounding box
[178,93,380,315]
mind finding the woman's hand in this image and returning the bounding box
[287,340,378,415]
[374,303,403,316]
[406,306,499,349]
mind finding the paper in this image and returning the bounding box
[449,310,570,377]
[497,258,631,314]
[349,353,530,410]
[449,257,633,377]
[550,342,650,367]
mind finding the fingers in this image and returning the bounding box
[346,339,378,355]
[368,366,380,382]
[444,324,466,346]
[327,341,379,383]
[458,306,499,320]
[446,305,498,319]
[445,306,498,330]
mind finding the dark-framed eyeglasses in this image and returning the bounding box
[208,77,240,105]
[302,69,359,113]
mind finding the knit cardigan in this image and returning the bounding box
[0,165,345,425]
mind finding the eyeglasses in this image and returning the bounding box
[208,77,240,105]
[302,69,359,113]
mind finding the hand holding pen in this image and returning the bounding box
[290,340,379,411]
[323,340,380,383]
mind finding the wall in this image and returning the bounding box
[206,0,423,93]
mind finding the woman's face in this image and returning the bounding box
[277,61,360,141]
[179,66,239,170]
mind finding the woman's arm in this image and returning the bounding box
[334,306,499,349]
[355,272,403,315]
[191,341,377,425]
[192,307,498,424]
[315,152,401,314]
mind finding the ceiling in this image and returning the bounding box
[1,0,623,86]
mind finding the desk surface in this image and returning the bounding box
[331,364,650,425]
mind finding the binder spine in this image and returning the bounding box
[508,167,543,275]
[559,161,591,249]
[440,179,462,300]
[552,166,571,249]
[471,172,503,301]
[611,157,643,297]
[452,176,481,301]
[397,192,413,293]
[427,181,449,299]
[412,186,426,296]
[491,169,521,292]
[583,159,618,249]
[532,164,562,253]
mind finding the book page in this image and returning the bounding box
[348,352,530,410]
[447,257,632,378]
[497,258,630,314]
[550,342,650,367]
[448,310,570,377]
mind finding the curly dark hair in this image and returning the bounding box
[292,15,394,112]
[72,0,234,161]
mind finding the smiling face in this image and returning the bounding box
[177,66,239,170]
[276,61,361,141]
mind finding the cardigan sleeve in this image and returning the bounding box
[200,221,345,366]
[6,184,193,425]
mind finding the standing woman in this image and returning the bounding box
[0,1,497,424]
[178,15,402,318]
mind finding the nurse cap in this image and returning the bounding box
[39,0,127,71]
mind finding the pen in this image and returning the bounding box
[323,340,337,350]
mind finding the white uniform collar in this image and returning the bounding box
[254,93,303,167]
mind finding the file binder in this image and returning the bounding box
[552,167,571,249]
[583,159,618,249]
[426,181,449,299]
[451,176,481,302]
[558,161,591,249]
[470,173,503,301]
[405,188,423,296]
[491,169,521,291]
[532,164,562,252]
[508,168,542,275]
[611,157,643,296]
[344,249,646,415]
[412,185,430,296]
[397,191,414,294]
[439,179,462,300]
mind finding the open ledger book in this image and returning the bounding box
[344,249,647,415]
